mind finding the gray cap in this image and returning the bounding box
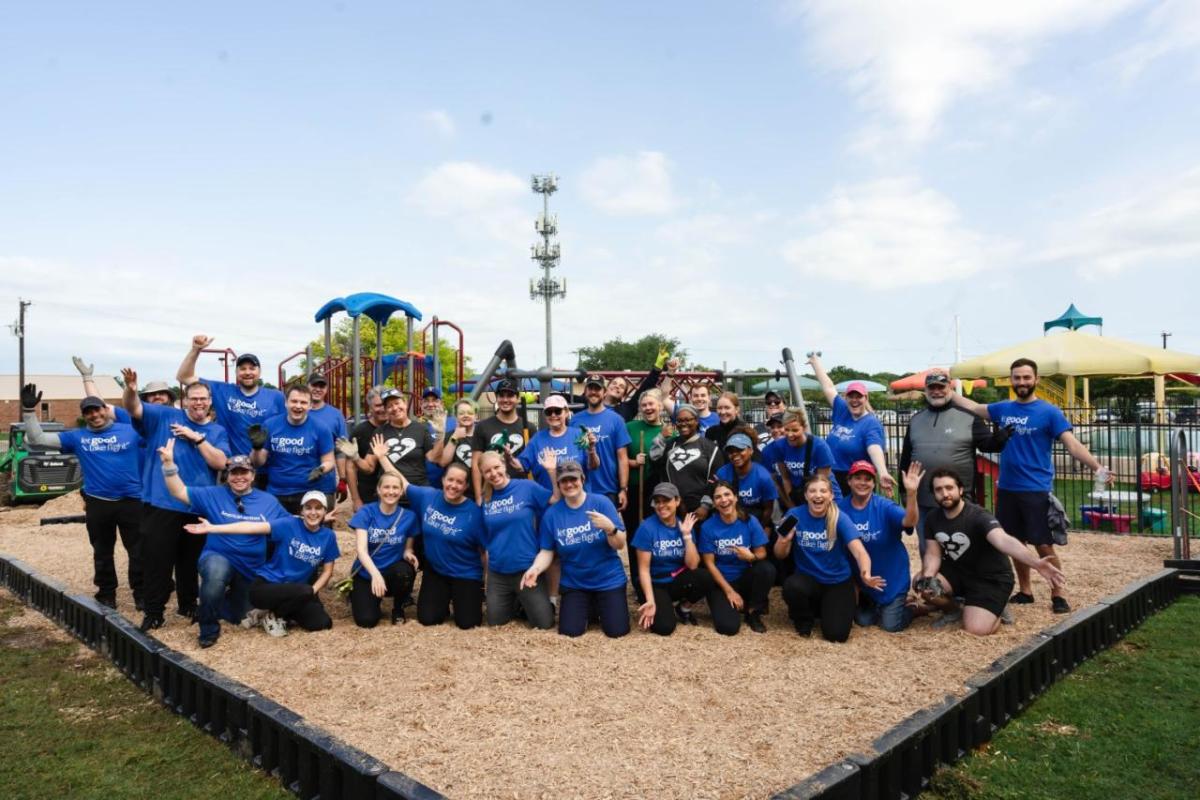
[724,432,754,451]
[139,380,175,399]
[79,396,105,411]
[555,460,585,482]
[650,482,680,500]
[925,371,950,387]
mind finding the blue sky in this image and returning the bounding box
[2,1,1198,384]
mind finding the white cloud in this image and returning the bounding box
[792,0,1140,143]
[579,151,679,215]
[1039,166,1200,277]
[780,177,993,289]
[419,109,457,138]
[1112,0,1200,82]
[406,161,529,248]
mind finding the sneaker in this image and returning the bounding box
[198,634,219,649]
[1000,605,1014,625]
[550,595,560,611]
[241,609,267,629]
[932,609,963,629]
[673,603,698,626]
[390,605,407,625]
[1051,596,1071,614]
[177,605,198,622]
[1010,591,1035,605]
[746,613,767,634]
[792,620,813,637]
[262,612,289,638]
[138,614,164,633]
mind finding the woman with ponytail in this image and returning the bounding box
[775,473,883,642]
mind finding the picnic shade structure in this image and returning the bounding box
[950,330,1200,416]
[889,369,988,393]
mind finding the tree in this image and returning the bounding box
[304,317,470,402]
[576,334,686,371]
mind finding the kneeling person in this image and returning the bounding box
[915,469,1065,636]
[348,473,420,627]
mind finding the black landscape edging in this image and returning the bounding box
[0,551,444,800]
[771,567,1183,799]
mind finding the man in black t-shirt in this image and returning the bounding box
[362,389,442,489]
[470,378,535,496]
[915,468,1064,636]
[342,387,389,509]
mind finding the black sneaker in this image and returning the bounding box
[793,620,813,637]
[198,634,218,649]
[177,605,198,621]
[95,595,117,610]
[1010,592,1035,605]
[391,605,407,625]
[673,603,698,626]
[746,613,767,634]
[1051,596,1071,614]
[133,596,145,612]
[139,614,164,632]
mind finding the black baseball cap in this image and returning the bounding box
[79,396,105,412]
[422,387,442,399]
[764,390,784,403]
[584,374,607,388]
[308,373,328,386]
[236,353,261,368]
[494,378,519,395]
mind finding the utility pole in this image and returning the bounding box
[13,299,31,421]
[529,174,564,380]
[1161,331,1171,350]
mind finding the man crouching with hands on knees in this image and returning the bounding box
[912,469,1065,636]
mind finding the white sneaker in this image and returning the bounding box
[240,608,267,629]
[262,612,289,638]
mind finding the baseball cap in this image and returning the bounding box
[584,374,607,388]
[924,371,950,387]
[724,433,754,451]
[544,394,569,410]
[555,460,584,483]
[139,380,175,399]
[650,482,680,500]
[226,454,255,472]
[300,490,329,509]
[764,390,784,404]
[380,388,404,403]
[847,460,876,477]
[308,373,328,386]
[766,414,785,427]
[236,354,261,368]
[422,387,441,399]
[79,396,105,412]
[494,378,519,395]
[845,381,868,396]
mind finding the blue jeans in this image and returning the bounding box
[854,593,912,633]
[197,552,252,641]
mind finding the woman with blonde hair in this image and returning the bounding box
[439,398,479,475]
[775,473,883,642]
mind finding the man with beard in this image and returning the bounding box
[470,378,534,498]
[573,375,632,511]
[950,358,1108,614]
[914,469,1065,636]
[899,370,1011,551]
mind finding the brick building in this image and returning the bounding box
[1,375,125,428]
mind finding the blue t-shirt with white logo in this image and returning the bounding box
[826,396,886,472]
[571,408,632,496]
[308,404,348,494]
[255,517,340,584]
[715,462,779,508]
[349,502,418,573]
[189,486,290,579]
[261,414,335,496]
[761,436,836,487]
[406,485,485,581]
[696,515,769,583]
[58,423,143,500]
[987,399,1072,492]
[202,379,285,457]
[139,403,231,513]
[519,427,590,491]
[538,493,626,592]
[480,479,553,574]
[696,411,719,432]
[630,515,690,584]
[838,495,909,604]
[783,505,862,585]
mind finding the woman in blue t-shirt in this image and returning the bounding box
[347,472,419,628]
[522,460,629,637]
[697,482,777,635]
[809,353,894,497]
[775,474,884,643]
[478,450,556,629]
[631,482,711,635]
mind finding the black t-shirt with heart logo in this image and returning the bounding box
[470,415,535,478]
[660,436,725,512]
[378,420,434,487]
[925,502,1011,582]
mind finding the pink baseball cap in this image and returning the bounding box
[544,394,569,410]
[845,381,869,396]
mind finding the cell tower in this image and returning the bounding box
[530,173,564,369]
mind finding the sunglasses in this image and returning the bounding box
[766,398,784,406]
[544,408,565,416]
[557,476,581,485]
[235,497,245,514]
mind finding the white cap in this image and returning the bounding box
[300,490,329,509]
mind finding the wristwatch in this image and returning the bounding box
[194,433,207,445]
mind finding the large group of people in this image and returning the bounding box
[19,338,1111,649]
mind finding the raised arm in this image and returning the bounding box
[948,389,990,421]
[20,385,61,448]
[157,439,191,506]
[177,334,213,385]
[899,462,922,528]
[807,353,838,406]
[72,357,116,421]
[121,368,144,420]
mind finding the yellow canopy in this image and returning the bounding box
[950,330,1200,379]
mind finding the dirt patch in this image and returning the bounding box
[0,516,1170,799]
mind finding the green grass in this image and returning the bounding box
[924,594,1200,800]
[0,594,290,800]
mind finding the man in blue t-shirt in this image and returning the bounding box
[951,357,1109,614]
[123,369,231,633]
[21,385,144,610]
[253,384,336,513]
[177,334,285,479]
[307,373,349,502]
[161,451,289,647]
[573,375,632,511]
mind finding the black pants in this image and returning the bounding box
[349,561,416,628]
[782,573,856,642]
[766,529,797,586]
[621,491,653,601]
[832,470,852,497]
[141,504,203,617]
[646,569,712,636]
[707,561,776,636]
[83,495,143,603]
[417,566,483,629]
[249,579,332,631]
